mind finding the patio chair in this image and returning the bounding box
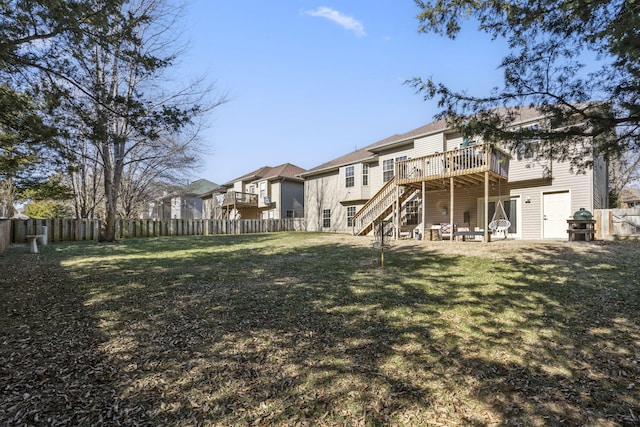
[439,223,456,240]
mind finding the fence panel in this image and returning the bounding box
[0,219,10,254]
[10,218,306,244]
[595,208,640,240]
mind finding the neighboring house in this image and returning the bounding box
[200,163,305,220]
[149,179,218,219]
[301,108,608,240]
[622,188,640,208]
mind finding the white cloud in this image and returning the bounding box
[305,7,366,37]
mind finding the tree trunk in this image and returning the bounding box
[100,149,117,241]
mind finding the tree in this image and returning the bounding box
[2,0,222,235]
[47,0,222,240]
[609,147,640,207]
[409,0,639,172]
[0,1,97,212]
[0,85,61,216]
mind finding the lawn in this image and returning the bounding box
[1,233,638,426]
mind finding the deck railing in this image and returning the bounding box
[396,144,509,184]
[352,177,400,235]
[222,191,258,207]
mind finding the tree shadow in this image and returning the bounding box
[1,236,638,425]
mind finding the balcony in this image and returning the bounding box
[396,144,510,190]
[221,191,258,208]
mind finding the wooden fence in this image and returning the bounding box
[9,218,306,244]
[0,219,10,254]
[594,208,640,240]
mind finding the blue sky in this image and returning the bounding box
[181,1,509,184]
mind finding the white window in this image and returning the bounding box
[383,159,394,182]
[347,206,356,227]
[383,156,407,182]
[345,166,354,187]
[323,209,331,228]
[517,124,539,160]
[362,164,369,186]
[259,181,266,200]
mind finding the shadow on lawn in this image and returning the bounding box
[1,236,638,425]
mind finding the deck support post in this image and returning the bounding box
[422,181,426,239]
[484,171,489,242]
[395,182,401,240]
[449,177,454,243]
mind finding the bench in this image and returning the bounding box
[453,230,491,242]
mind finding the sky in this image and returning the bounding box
[179,1,510,185]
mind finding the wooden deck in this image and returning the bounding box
[351,144,510,237]
[220,191,258,208]
[395,145,510,190]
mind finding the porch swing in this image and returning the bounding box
[488,179,511,239]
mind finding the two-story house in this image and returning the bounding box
[200,163,305,220]
[301,108,608,240]
[150,179,218,219]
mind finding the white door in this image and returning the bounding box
[543,191,571,239]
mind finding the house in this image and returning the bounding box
[301,108,608,240]
[622,188,640,208]
[200,163,305,220]
[150,179,218,219]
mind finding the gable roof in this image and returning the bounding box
[224,163,306,186]
[622,187,640,202]
[301,119,450,177]
[184,179,218,195]
[301,106,550,177]
[161,178,218,200]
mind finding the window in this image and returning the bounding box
[362,164,369,186]
[383,159,394,182]
[286,210,295,218]
[322,209,331,228]
[345,165,354,187]
[347,206,356,227]
[259,181,267,200]
[383,156,408,182]
[405,200,420,225]
[516,124,539,161]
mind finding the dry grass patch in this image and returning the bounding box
[1,233,639,426]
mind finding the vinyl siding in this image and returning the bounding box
[413,133,445,157]
[507,157,550,182]
[445,133,464,151]
[592,155,608,209]
[305,172,352,232]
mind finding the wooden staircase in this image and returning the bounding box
[352,177,418,236]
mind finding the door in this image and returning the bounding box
[543,191,571,239]
[477,196,521,239]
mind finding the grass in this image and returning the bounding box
[0,233,639,426]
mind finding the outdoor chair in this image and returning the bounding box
[439,223,456,240]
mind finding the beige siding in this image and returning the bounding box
[414,133,445,157]
[592,155,608,209]
[269,181,282,219]
[305,171,354,233]
[508,157,550,182]
[547,161,593,213]
[445,133,463,151]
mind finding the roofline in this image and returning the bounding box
[300,154,378,177]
